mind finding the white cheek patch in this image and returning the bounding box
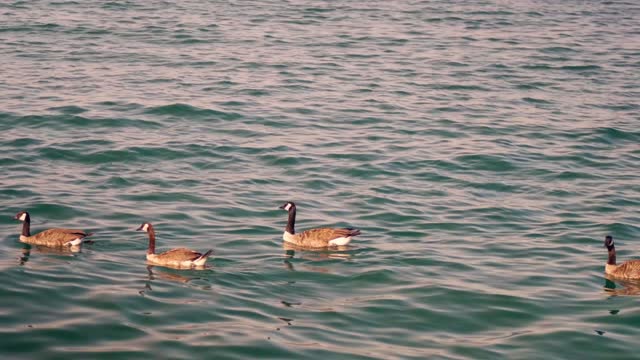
[142,224,149,232]
[284,203,292,211]
[19,213,27,221]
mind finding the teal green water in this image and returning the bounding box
[1,0,640,359]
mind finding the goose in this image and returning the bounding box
[278,201,361,248]
[13,210,94,247]
[136,222,212,268]
[605,235,640,279]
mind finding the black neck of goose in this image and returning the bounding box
[607,244,616,265]
[21,215,31,237]
[147,226,156,255]
[285,208,296,234]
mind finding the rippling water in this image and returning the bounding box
[1,0,639,359]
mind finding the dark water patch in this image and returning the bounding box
[341,116,384,126]
[454,154,518,172]
[259,154,314,167]
[18,23,62,32]
[543,170,602,184]
[560,65,602,72]
[100,175,134,189]
[432,105,466,113]
[522,64,553,70]
[466,181,524,193]
[523,97,552,104]
[9,114,161,130]
[144,104,242,121]
[177,37,209,45]
[304,7,336,13]
[47,106,88,115]
[515,82,551,90]
[0,188,39,201]
[239,89,270,97]
[592,103,638,111]
[285,107,317,115]
[470,10,514,16]
[95,101,145,112]
[541,46,578,54]
[593,127,640,143]
[101,1,133,10]
[1,137,43,147]
[392,90,412,96]
[38,146,195,165]
[219,101,248,107]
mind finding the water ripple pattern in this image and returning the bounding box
[1,0,639,359]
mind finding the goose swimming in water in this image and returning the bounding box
[13,210,93,247]
[604,235,640,279]
[137,222,212,269]
[278,201,361,248]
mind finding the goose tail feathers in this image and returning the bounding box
[199,249,213,259]
[193,249,213,266]
[347,228,361,236]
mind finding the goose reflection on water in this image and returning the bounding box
[18,243,82,265]
[603,275,640,296]
[282,241,351,272]
[146,265,194,283]
[140,265,212,295]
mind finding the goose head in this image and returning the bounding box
[604,235,614,250]
[13,211,30,222]
[136,222,152,233]
[279,202,296,212]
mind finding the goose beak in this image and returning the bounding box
[278,205,285,210]
[136,224,144,231]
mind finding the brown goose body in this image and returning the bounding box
[14,211,93,247]
[279,202,361,248]
[604,236,640,279]
[137,223,212,269]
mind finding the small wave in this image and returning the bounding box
[540,46,577,53]
[595,127,640,143]
[431,84,490,91]
[560,64,602,71]
[46,105,88,114]
[522,97,552,104]
[521,64,553,70]
[15,114,161,130]
[144,103,243,120]
[454,154,518,172]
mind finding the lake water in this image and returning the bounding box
[1,0,639,359]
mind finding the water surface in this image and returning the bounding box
[1,1,639,359]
